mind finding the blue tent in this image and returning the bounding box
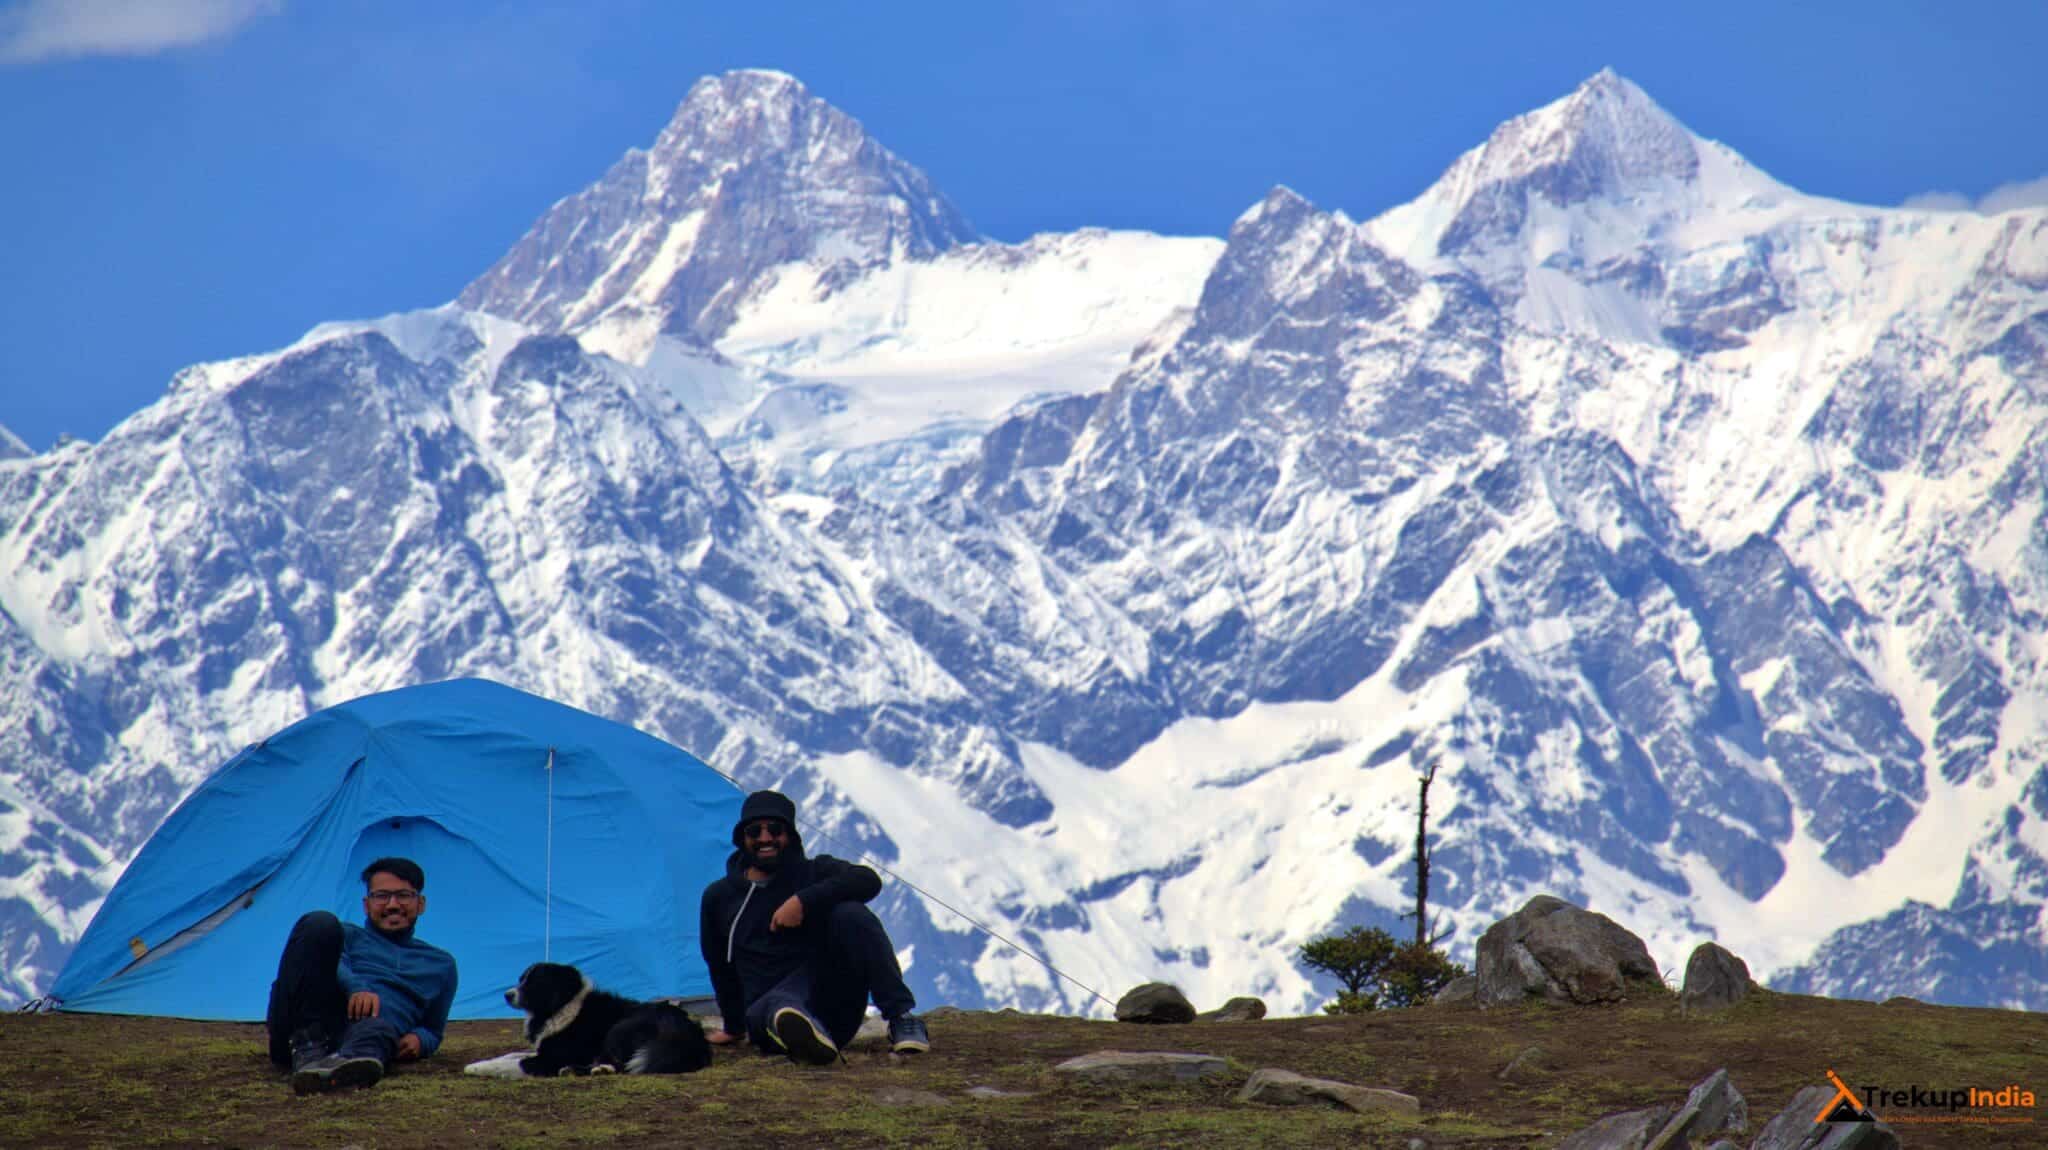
[50,678,743,1020]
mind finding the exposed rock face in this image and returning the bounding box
[459,69,975,343]
[1052,1051,1227,1085]
[1233,1068,1420,1115]
[1475,896,1664,1006]
[1679,942,1759,1013]
[1115,982,1196,1024]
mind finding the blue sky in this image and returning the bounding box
[3,0,2044,451]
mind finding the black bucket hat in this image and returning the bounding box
[732,790,799,848]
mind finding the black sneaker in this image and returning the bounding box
[329,1055,384,1090]
[887,1014,931,1054]
[772,1006,840,1066]
[291,1053,346,1096]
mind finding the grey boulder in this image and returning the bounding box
[1679,942,1759,1014]
[1476,895,1664,1006]
[1115,982,1197,1024]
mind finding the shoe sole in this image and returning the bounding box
[330,1057,384,1090]
[891,1038,931,1054]
[289,1067,333,1096]
[772,1007,839,1066]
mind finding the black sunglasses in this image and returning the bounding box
[742,820,789,841]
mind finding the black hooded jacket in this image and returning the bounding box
[699,793,881,1035]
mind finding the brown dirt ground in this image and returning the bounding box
[3,990,2043,1148]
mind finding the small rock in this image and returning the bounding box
[964,1085,1034,1100]
[872,1086,952,1107]
[1495,1045,1547,1083]
[1115,982,1197,1024]
[1680,944,1758,1014]
[1751,1085,1900,1150]
[1433,974,1478,1005]
[1554,1104,1678,1150]
[1644,1069,1746,1149]
[1054,1050,1228,1085]
[1198,996,1267,1022]
[847,1016,890,1049]
[1234,1068,1421,1115]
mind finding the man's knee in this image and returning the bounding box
[289,911,343,946]
[825,901,886,938]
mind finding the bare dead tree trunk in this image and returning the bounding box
[1412,760,1436,947]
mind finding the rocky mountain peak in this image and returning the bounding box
[0,422,29,461]
[1467,68,1700,203]
[458,69,976,345]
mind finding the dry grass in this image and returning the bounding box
[4,991,2044,1147]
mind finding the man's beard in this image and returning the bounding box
[746,847,784,872]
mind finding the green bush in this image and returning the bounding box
[1298,926,1468,1014]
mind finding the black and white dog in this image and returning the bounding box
[503,962,712,1076]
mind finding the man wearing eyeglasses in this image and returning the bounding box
[264,857,459,1094]
[700,790,930,1065]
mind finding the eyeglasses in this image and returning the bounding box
[741,820,789,841]
[366,889,420,905]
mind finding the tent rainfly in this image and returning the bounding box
[49,678,742,1020]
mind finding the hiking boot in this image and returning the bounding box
[286,1028,332,1074]
[329,1055,384,1090]
[290,1053,346,1095]
[887,1014,931,1054]
[771,1006,839,1066]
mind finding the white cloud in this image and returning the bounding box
[1978,175,2048,215]
[0,0,278,64]
[1901,174,2048,216]
[1898,191,1972,213]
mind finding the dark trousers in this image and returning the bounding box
[743,902,916,1049]
[265,911,402,1069]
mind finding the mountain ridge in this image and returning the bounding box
[4,69,2047,1016]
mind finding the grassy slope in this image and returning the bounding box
[5,992,2044,1148]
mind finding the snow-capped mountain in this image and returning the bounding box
[0,423,28,461]
[463,70,1222,496]
[5,69,2046,1015]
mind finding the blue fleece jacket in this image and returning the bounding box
[336,921,457,1057]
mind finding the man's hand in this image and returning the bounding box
[706,1029,740,1046]
[769,895,804,931]
[347,990,381,1019]
[396,1032,422,1061]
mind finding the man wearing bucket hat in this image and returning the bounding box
[699,790,929,1063]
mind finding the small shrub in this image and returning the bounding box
[1299,926,1468,1014]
